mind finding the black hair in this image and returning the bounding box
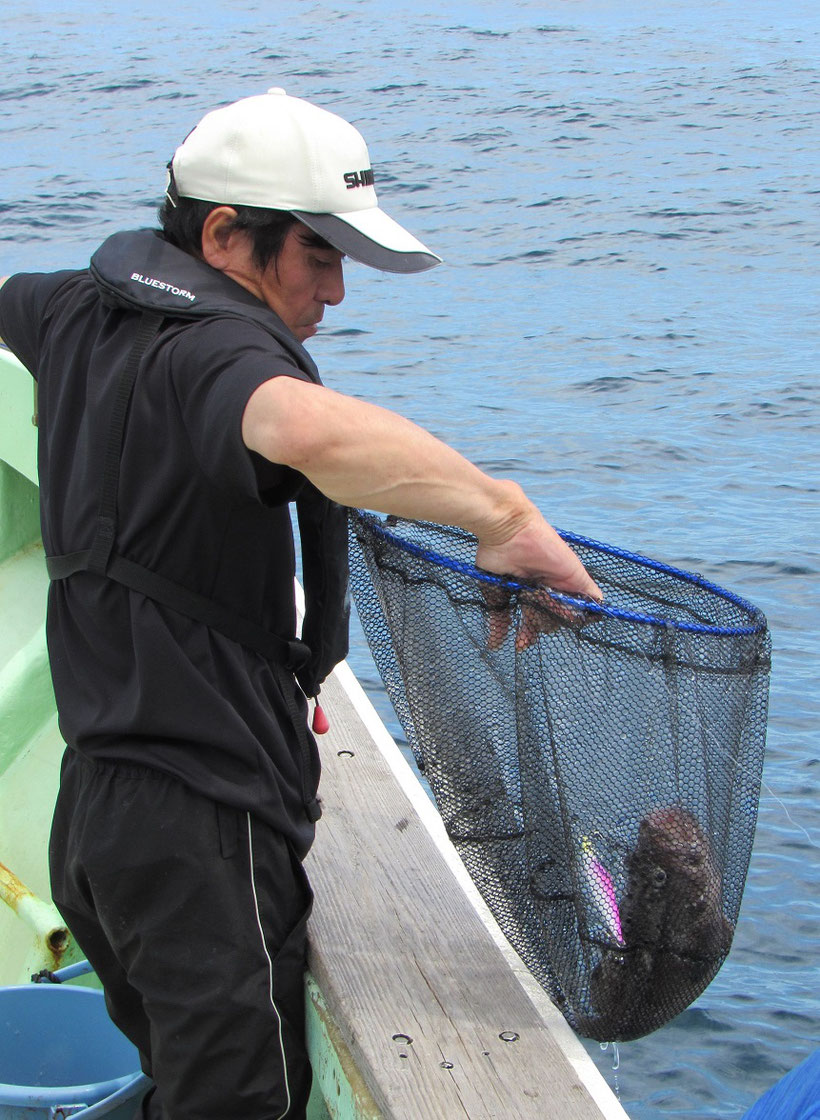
[158,168,300,270]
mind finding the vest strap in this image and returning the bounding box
[46,550,311,671]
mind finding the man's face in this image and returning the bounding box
[257,224,346,342]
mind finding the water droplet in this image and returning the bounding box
[599,1040,620,1072]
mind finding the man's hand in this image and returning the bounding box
[475,506,602,651]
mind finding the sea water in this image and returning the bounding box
[2,2,818,1115]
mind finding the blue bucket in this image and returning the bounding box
[0,983,151,1119]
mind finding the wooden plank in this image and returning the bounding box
[305,663,628,1120]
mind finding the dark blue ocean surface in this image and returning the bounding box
[3,2,818,1116]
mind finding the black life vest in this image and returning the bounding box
[46,229,349,702]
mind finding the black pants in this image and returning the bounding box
[49,751,314,1120]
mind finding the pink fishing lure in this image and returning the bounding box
[581,837,624,945]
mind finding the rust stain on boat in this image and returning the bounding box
[1,860,73,971]
[0,860,31,911]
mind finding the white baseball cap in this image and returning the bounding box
[169,88,442,274]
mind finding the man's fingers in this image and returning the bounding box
[488,607,512,650]
[515,604,559,651]
[514,589,601,651]
[485,582,602,653]
[483,583,513,650]
[582,575,604,604]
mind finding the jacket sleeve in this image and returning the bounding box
[0,270,82,376]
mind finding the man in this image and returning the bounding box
[0,89,600,1118]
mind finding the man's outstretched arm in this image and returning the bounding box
[242,375,601,601]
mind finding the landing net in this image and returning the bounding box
[348,509,771,1041]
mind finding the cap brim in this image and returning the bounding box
[291,207,442,274]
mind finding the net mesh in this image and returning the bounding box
[348,509,771,1042]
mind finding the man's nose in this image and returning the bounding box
[320,260,345,306]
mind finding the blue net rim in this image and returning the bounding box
[352,511,768,638]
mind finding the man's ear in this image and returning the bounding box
[200,207,242,269]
